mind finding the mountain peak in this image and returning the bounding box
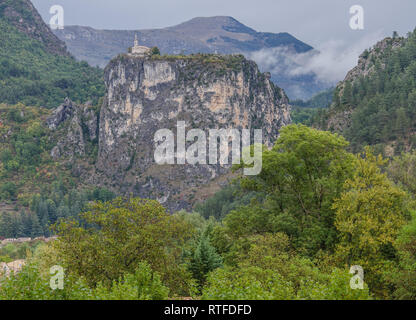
[169,16,257,38]
[172,16,256,32]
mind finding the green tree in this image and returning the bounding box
[298,268,371,300]
[235,124,355,255]
[0,262,93,300]
[150,47,161,56]
[202,266,295,300]
[188,227,223,288]
[93,262,169,300]
[395,107,409,137]
[233,233,323,292]
[30,213,43,238]
[341,81,353,105]
[52,197,197,296]
[333,148,409,297]
[0,212,13,238]
[385,211,416,299]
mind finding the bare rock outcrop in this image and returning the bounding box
[48,53,291,211]
[47,98,98,161]
[95,53,290,210]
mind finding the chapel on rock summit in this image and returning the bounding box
[129,34,151,56]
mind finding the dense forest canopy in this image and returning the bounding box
[1,125,416,300]
[0,104,114,238]
[0,20,104,107]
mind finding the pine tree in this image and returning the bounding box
[40,211,50,237]
[57,202,70,220]
[0,212,13,238]
[30,213,43,238]
[395,107,410,137]
[36,200,48,220]
[14,211,25,238]
[341,81,352,105]
[46,199,57,224]
[22,211,32,236]
[189,229,223,288]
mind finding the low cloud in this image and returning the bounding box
[247,31,385,86]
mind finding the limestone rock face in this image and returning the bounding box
[46,98,77,130]
[95,54,291,211]
[47,98,98,161]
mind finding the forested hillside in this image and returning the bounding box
[290,87,333,124]
[312,30,416,154]
[1,124,416,300]
[0,0,108,239]
[0,0,104,107]
[0,104,115,238]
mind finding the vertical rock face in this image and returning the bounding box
[47,98,98,162]
[94,53,291,211]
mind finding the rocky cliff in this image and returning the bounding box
[47,98,98,161]
[49,53,291,211]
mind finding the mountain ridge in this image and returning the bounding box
[0,0,105,107]
[51,16,325,99]
[53,16,313,66]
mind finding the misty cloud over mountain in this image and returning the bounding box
[248,31,384,98]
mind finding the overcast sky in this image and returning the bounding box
[32,0,416,49]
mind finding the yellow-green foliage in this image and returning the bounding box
[333,148,409,297]
[52,197,197,297]
[2,123,416,300]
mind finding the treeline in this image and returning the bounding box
[291,87,334,109]
[0,185,115,238]
[2,125,416,300]
[290,87,333,125]
[0,104,114,239]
